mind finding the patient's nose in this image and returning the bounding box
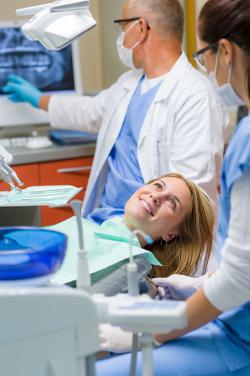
[150,193,160,207]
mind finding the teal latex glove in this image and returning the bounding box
[2,75,42,108]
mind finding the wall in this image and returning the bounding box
[99,0,127,88]
[196,0,207,13]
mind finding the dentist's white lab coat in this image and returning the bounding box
[49,53,229,216]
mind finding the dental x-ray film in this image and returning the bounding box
[0,27,75,93]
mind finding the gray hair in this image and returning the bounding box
[128,0,184,41]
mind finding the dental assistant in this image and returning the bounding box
[3,0,228,224]
[96,1,250,375]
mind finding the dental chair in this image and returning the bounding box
[0,287,100,376]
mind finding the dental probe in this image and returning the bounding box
[0,157,24,192]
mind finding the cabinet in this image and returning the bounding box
[0,164,41,227]
[40,157,93,225]
[0,163,40,190]
[0,157,93,226]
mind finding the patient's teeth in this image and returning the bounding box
[140,199,153,216]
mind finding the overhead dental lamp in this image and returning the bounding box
[16,0,96,50]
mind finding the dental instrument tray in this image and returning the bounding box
[0,227,67,281]
[0,185,82,207]
[49,129,97,145]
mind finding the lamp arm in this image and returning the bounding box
[16,0,89,17]
[50,1,90,13]
[16,3,54,16]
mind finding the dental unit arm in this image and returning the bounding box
[70,200,91,292]
[16,0,96,50]
[128,230,153,296]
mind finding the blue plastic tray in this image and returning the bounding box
[49,129,97,145]
[0,227,67,280]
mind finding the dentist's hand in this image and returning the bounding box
[153,274,210,301]
[0,145,13,164]
[3,75,42,108]
[99,323,133,353]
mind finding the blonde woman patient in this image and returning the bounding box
[89,172,215,297]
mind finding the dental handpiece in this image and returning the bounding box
[0,157,24,191]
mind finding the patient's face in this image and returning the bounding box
[124,177,192,242]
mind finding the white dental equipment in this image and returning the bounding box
[92,231,187,376]
[70,200,91,291]
[127,229,153,375]
[93,294,187,376]
[0,204,99,376]
[0,157,24,192]
[0,287,100,376]
[128,230,153,296]
[16,0,96,50]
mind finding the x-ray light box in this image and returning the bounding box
[0,20,83,127]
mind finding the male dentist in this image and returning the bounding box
[3,0,228,223]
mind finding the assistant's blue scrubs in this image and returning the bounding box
[87,77,162,224]
[96,116,250,375]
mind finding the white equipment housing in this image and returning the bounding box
[0,287,100,376]
[94,293,187,334]
[16,0,96,50]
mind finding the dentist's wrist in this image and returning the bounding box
[32,91,43,108]
[38,95,51,111]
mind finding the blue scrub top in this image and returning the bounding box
[212,115,250,371]
[88,76,162,224]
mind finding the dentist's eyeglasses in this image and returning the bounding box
[192,43,218,72]
[113,17,150,32]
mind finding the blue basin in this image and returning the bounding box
[0,227,67,280]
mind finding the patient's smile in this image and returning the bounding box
[139,198,154,216]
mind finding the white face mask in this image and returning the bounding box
[208,50,244,107]
[116,20,140,69]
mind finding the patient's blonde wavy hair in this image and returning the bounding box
[147,173,215,278]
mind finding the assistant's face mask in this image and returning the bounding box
[116,20,141,69]
[209,49,244,107]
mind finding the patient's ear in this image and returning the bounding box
[162,234,177,243]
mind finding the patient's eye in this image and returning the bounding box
[153,182,162,190]
[170,199,177,212]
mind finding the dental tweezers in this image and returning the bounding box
[0,157,24,192]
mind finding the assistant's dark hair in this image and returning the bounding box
[198,0,250,97]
